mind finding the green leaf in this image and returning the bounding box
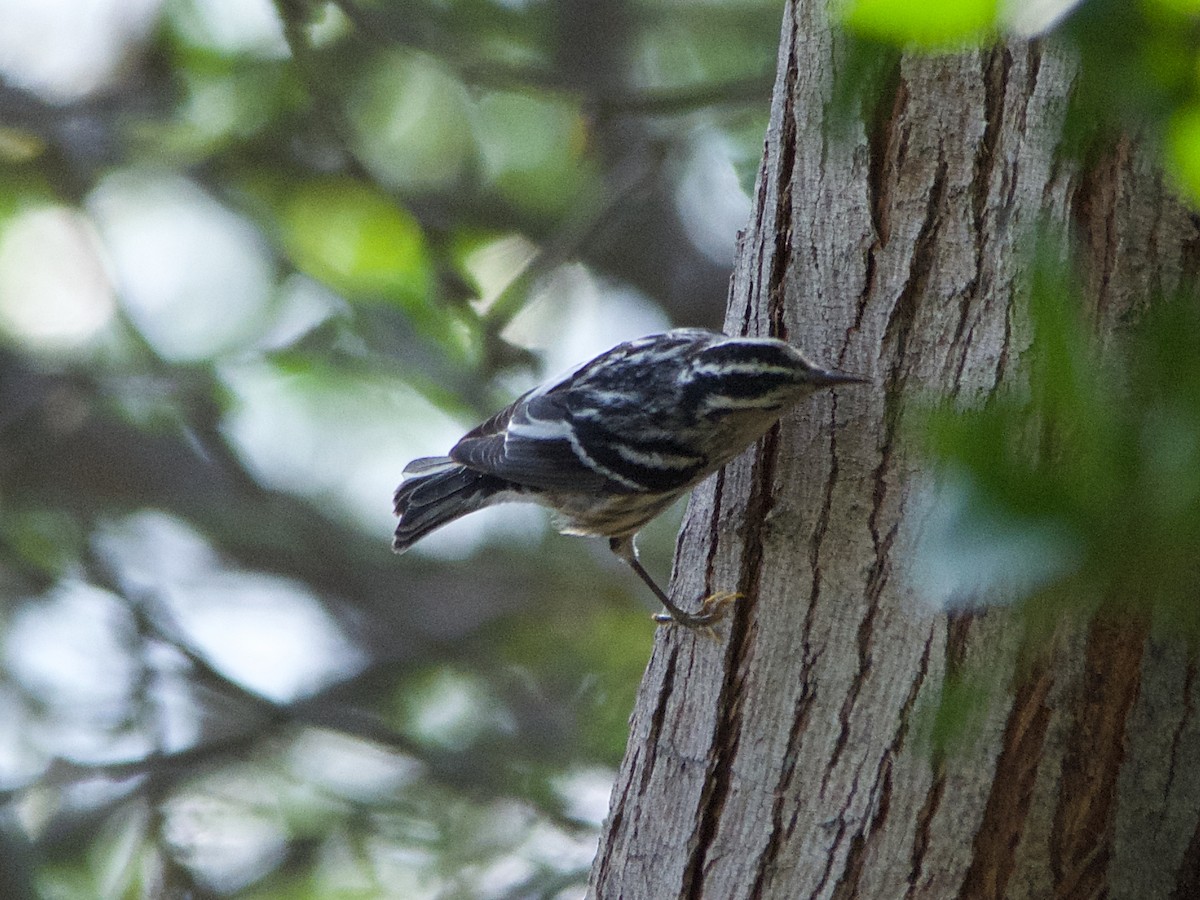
[281,178,430,305]
[1,509,84,577]
[474,92,596,216]
[1168,105,1200,205]
[841,0,999,47]
[151,58,299,163]
[348,51,474,191]
[928,670,993,760]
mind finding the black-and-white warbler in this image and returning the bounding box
[393,328,865,628]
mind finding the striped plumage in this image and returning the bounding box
[393,328,865,627]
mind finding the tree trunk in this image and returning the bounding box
[589,3,1200,898]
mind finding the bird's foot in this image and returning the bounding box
[652,591,741,636]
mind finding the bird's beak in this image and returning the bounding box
[811,369,870,387]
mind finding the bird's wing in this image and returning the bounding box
[449,332,720,494]
[451,387,707,494]
[449,390,618,492]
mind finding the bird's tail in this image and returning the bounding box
[392,457,509,552]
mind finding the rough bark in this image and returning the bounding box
[589,3,1200,899]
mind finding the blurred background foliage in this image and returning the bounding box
[1,0,1200,897]
[0,0,778,896]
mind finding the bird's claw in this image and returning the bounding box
[653,591,742,637]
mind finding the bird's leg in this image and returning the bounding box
[608,536,739,629]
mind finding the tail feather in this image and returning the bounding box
[392,458,511,551]
[403,455,459,476]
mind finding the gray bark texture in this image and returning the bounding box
[588,3,1200,899]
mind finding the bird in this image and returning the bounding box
[392,328,865,628]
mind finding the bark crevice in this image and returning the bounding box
[1049,617,1148,899]
[835,631,936,899]
[702,468,727,597]
[957,659,1055,900]
[681,420,783,899]
[1163,658,1197,808]
[748,653,819,899]
[905,773,947,898]
[640,646,680,795]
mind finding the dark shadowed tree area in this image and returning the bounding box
[3,1,1200,898]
